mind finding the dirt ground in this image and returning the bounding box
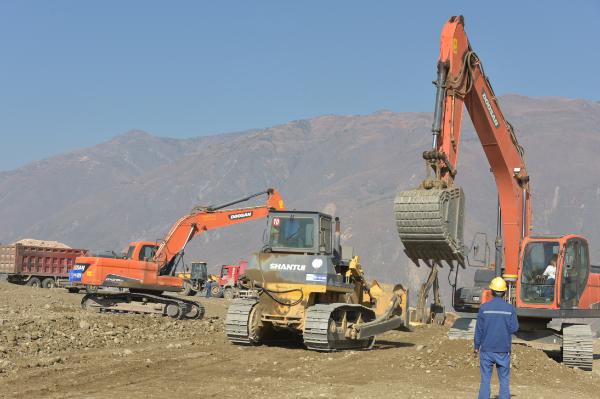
[1,283,599,399]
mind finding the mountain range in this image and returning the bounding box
[1,95,599,302]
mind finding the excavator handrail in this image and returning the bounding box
[207,188,276,211]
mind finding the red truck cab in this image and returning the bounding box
[217,261,248,287]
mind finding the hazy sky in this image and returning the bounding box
[1,1,598,171]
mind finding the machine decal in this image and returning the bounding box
[69,263,89,283]
[311,258,323,269]
[482,91,499,128]
[272,217,280,226]
[269,263,306,271]
[306,273,327,283]
[103,274,142,286]
[229,211,253,220]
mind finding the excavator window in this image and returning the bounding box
[520,241,559,304]
[561,239,589,308]
[577,241,590,291]
[126,245,135,260]
[139,245,157,261]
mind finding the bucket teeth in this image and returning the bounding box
[394,187,465,266]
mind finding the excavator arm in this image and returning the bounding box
[154,189,285,274]
[395,15,531,321]
[77,189,285,320]
[431,16,531,278]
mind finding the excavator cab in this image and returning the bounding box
[518,239,559,304]
[517,235,590,310]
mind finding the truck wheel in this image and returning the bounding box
[223,287,235,300]
[211,284,223,298]
[42,278,57,289]
[26,277,42,288]
[181,280,196,296]
[85,285,99,294]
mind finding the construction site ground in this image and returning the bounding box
[1,282,599,399]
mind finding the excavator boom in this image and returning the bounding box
[155,189,285,273]
[395,15,530,322]
[78,188,285,320]
[436,17,530,279]
[396,15,530,277]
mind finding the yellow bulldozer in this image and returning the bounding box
[225,210,409,351]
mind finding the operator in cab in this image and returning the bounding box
[474,277,519,399]
[540,254,557,284]
[538,254,558,298]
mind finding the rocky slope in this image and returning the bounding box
[0,95,599,296]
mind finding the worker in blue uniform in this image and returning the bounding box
[474,277,519,399]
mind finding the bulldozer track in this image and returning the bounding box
[225,298,259,344]
[303,303,375,352]
[81,292,205,320]
[562,324,593,371]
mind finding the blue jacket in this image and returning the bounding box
[474,297,519,353]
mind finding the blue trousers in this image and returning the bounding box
[478,351,510,399]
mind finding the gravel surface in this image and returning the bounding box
[0,282,599,398]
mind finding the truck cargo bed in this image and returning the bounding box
[0,244,87,277]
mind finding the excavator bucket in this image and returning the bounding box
[394,187,465,267]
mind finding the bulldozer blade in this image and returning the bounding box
[394,187,465,267]
[355,316,405,339]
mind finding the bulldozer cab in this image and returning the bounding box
[242,210,356,289]
[265,211,333,255]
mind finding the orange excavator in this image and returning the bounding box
[395,15,600,369]
[76,188,285,319]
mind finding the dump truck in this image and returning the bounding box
[210,260,248,299]
[0,243,87,290]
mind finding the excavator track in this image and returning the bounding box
[394,187,465,265]
[81,292,205,320]
[562,324,593,371]
[303,303,376,352]
[225,298,260,344]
